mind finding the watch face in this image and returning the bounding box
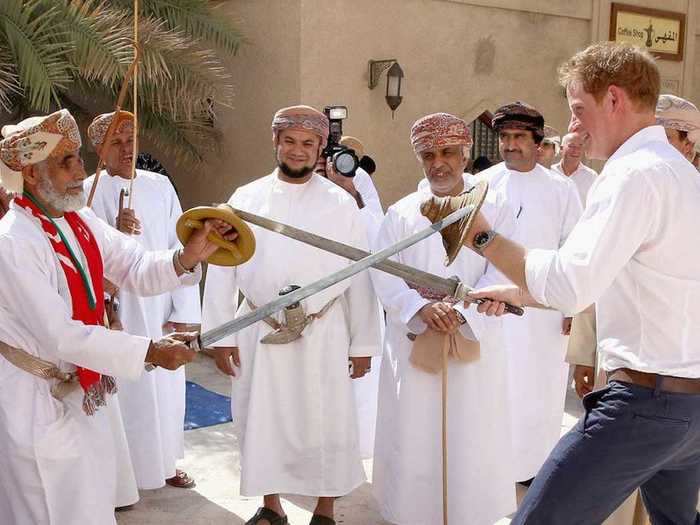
[475,232,488,246]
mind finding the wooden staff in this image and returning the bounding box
[86,54,140,208]
[126,0,139,210]
[442,336,449,525]
[86,0,141,208]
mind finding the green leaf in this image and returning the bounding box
[0,0,73,110]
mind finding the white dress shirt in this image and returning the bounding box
[552,160,598,205]
[526,125,700,378]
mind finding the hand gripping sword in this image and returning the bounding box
[188,204,523,351]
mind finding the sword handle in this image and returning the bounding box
[454,281,525,316]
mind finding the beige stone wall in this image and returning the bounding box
[165,0,699,209]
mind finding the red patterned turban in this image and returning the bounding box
[410,113,473,155]
[271,105,329,148]
[492,101,545,142]
[87,110,134,147]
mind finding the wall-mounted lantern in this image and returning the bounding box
[368,59,404,117]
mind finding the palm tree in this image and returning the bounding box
[0,0,242,165]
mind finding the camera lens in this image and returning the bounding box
[334,151,358,176]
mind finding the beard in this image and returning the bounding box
[35,171,86,212]
[278,160,315,179]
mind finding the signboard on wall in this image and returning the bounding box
[609,3,685,61]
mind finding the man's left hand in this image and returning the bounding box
[349,356,371,379]
[179,219,238,270]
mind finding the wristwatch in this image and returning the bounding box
[473,230,498,253]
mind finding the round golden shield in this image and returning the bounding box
[176,204,256,266]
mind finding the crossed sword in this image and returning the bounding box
[191,204,522,350]
[185,203,523,525]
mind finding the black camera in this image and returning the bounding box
[322,105,360,177]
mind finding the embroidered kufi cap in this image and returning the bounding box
[271,105,329,148]
[87,110,134,147]
[410,113,473,155]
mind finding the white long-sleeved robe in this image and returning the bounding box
[370,177,517,525]
[0,203,200,525]
[84,170,201,488]
[350,168,385,459]
[477,161,583,481]
[201,172,382,496]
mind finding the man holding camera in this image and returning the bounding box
[317,128,385,461]
[201,105,381,525]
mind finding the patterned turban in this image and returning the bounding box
[271,105,329,148]
[87,110,134,147]
[492,101,545,142]
[0,109,81,173]
[655,94,700,143]
[410,113,473,155]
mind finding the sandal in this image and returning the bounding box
[245,507,288,525]
[309,515,335,525]
[165,469,196,489]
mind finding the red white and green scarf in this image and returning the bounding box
[16,192,116,415]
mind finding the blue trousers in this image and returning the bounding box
[513,380,700,525]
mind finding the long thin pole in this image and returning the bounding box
[126,0,139,209]
[442,336,449,525]
[86,56,139,208]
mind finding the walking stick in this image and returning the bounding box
[86,0,140,208]
[126,0,139,210]
[442,335,449,525]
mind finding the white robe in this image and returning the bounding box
[84,170,201,489]
[477,161,583,481]
[371,179,517,525]
[0,204,200,525]
[352,168,385,459]
[201,172,382,497]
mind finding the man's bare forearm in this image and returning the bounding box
[480,235,541,307]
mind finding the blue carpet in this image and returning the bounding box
[184,381,232,430]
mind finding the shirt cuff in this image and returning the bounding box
[400,292,431,327]
[169,249,203,287]
[453,303,484,342]
[525,248,556,308]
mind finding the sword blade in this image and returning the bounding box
[198,204,473,348]
[230,206,523,316]
[231,206,459,296]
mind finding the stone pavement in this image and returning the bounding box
[116,356,584,525]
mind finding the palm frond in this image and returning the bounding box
[0,43,23,112]
[135,16,233,119]
[0,0,73,110]
[55,0,133,88]
[140,107,222,166]
[113,0,244,53]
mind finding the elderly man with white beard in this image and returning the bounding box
[370,113,517,525]
[0,109,234,525]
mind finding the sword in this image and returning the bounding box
[222,206,524,317]
[192,204,474,350]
